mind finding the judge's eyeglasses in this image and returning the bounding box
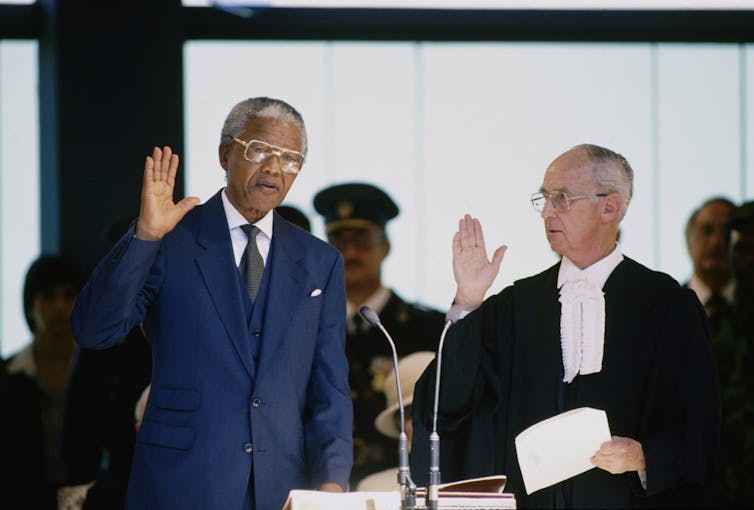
[530,190,608,212]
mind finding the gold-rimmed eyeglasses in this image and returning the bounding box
[530,190,608,212]
[232,138,305,175]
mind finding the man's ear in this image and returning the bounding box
[219,144,229,172]
[602,193,622,222]
[383,238,391,258]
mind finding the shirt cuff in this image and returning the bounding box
[446,303,472,323]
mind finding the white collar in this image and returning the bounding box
[221,188,274,240]
[7,342,36,377]
[557,245,623,384]
[687,273,735,305]
[557,244,624,290]
[347,286,391,320]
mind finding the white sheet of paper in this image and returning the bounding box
[514,407,611,495]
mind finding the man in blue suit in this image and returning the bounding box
[71,97,353,510]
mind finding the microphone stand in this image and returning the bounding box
[428,319,453,510]
[359,306,417,510]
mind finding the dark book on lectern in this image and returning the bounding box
[444,474,508,494]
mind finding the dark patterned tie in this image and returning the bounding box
[705,292,728,335]
[239,224,264,303]
[706,293,727,317]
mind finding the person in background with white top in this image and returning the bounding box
[410,143,720,508]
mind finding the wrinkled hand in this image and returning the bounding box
[452,214,507,310]
[135,146,200,241]
[590,436,646,474]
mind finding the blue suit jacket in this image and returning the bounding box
[72,191,353,510]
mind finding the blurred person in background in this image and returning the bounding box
[60,214,152,510]
[684,196,736,332]
[314,182,446,488]
[710,200,754,507]
[4,254,84,509]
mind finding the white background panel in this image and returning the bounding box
[656,44,742,282]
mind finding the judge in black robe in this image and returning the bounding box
[411,144,719,508]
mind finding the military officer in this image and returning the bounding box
[313,182,446,488]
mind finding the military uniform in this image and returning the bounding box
[314,182,447,488]
[347,288,445,486]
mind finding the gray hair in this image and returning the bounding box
[572,143,634,220]
[220,97,308,156]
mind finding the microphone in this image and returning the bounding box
[359,306,416,510]
[428,319,453,510]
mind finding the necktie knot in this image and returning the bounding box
[348,312,370,334]
[240,223,258,239]
[240,224,264,303]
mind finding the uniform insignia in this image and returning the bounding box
[337,200,354,219]
[370,356,393,392]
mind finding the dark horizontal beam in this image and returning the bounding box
[0,4,41,38]
[3,4,754,43]
[186,7,754,43]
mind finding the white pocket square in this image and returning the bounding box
[310,289,322,297]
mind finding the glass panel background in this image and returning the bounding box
[1,40,39,358]
[184,40,754,312]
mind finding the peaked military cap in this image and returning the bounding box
[313,182,399,233]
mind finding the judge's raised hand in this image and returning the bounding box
[135,146,200,241]
[590,436,646,474]
[452,214,507,310]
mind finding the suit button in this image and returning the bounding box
[253,330,262,336]
[251,398,261,408]
[243,442,253,453]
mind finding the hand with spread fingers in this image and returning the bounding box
[591,435,646,474]
[452,214,507,310]
[135,146,200,241]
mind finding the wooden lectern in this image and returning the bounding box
[283,475,516,510]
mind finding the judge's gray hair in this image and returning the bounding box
[573,143,633,220]
[220,97,308,156]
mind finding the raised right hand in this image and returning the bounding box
[135,146,200,241]
[452,214,507,310]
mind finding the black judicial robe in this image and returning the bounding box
[411,257,720,508]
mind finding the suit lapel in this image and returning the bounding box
[194,192,256,380]
[257,215,309,368]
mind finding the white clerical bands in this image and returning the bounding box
[558,278,605,384]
